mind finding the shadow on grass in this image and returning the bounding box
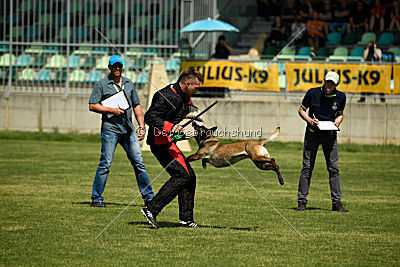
[128,221,252,231]
[290,206,327,211]
[72,201,142,207]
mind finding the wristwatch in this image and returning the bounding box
[136,126,146,134]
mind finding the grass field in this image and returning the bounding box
[0,131,399,265]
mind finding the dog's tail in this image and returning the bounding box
[262,127,280,145]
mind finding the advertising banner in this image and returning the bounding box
[393,64,400,95]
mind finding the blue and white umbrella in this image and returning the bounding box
[180,18,239,33]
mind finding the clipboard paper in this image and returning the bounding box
[100,91,130,118]
[317,121,339,131]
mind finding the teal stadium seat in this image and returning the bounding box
[376,32,394,46]
[347,47,364,61]
[342,32,358,45]
[54,70,67,83]
[14,54,31,68]
[135,72,148,85]
[165,58,181,72]
[31,55,47,68]
[35,69,51,82]
[124,71,137,83]
[295,46,311,60]
[261,45,278,59]
[277,46,295,60]
[2,69,18,82]
[312,47,330,60]
[325,32,342,45]
[358,32,376,45]
[64,56,80,69]
[133,58,147,70]
[328,46,348,61]
[81,56,97,69]
[86,70,102,83]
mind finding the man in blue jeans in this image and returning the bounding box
[88,55,154,207]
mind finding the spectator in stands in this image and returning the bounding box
[257,0,281,20]
[298,0,313,23]
[280,0,297,31]
[88,55,154,207]
[359,41,385,103]
[291,15,307,46]
[369,0,387,32]
[389,1,400,31]
[306,11,324,56]
[266,16,287,45]
[212,35,232,59]
[318,0,334,37]
[330,0,350,35]
[348,1,370,33]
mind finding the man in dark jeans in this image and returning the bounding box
[141,68,204,228]
[296,71,349,212]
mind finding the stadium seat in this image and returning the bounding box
[46,55,65,68]
[155,29,170,43]
[124,29,140,43]
[388,47,400,61]
[133,58,147,70]
[25,45,44,54]
[165,58,181,72]
[236,17,249,30]
[126,47,142,56]
[69,69,86,83]
[358,32,376,45]
[312,46,330,60]
[25,26,41,40]
[18,68,36,82]
[347,47,365,61]
[376,32,394,46]
[142,48,159,57]
[169,72,180,83]
[124,71,137,83]
[102,16,117,28]
[135,72,148,85]
[91,47,108,55]
[277,46,296,60]
[84,1,98,14]
[295,46,311,60]
[136,16,149,29]
[64,55,80,69]
[261,45,278,59]
[14,54,32,68]
[31,55,47,68]
[328,46,348,61]
[55,14,67,27]
[342,32,358,45]
[35,0,49,13]
[74,28,89,42]
[132,2,143,13]
[43,46,61,54]
[53,70,67,83]
[35,69,51,82]
[325,32,342,45]
[86,70,102,83]
[81,56,96,69]
[73,46,92,55]
[38,14,52,26]
[6,13,20,26]
[9,26,25,40]
[2,69,18,82]
[17,0,33,13]
[123,57,134,70]
[97,55,110,70]
[112,1,125,15]
[0,53,16,67]
[0,44,10,53]
[107,28,121,43]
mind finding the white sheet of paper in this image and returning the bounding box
[100,91,130,118]
[317,121,339,131]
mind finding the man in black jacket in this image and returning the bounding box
[141,69,204,228]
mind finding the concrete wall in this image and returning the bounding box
[1,93,399,145]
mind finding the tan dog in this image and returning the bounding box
[187,124,284,185]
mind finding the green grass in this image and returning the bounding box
[1,132,399,265]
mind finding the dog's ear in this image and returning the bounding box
[209,126,217,135]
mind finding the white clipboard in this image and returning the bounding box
[101,91,130,118]
[317,121,340,131]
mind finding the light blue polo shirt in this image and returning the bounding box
[89,74,141,134]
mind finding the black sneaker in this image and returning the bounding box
[144,200,151,207]
[141,208,159,228]
[332,203,349,212]
[179,221,201,227]
[296,203,306,211]
[91,201,106,207]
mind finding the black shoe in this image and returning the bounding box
[144,200,151,207]
[141,208,159,228]
[296,203,306,211]
[332,203,349,212]
[179,221,201,227]
[91,201,106,207]
[358,98,365,103]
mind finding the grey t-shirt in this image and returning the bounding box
[89,74,140,134]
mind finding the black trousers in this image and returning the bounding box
[147,142,196,221]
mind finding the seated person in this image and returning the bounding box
[330,0,350,35]
[266,16,287,45]
[318,0,334,36]
[369,0,387,32]
[349,1,370,32]
[212,35,232,59]
[306,11,324,56]
[389,1,400,31]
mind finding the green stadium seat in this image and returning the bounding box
[2,69,18,82]
[54,70,67,83]
[102,16,117,28]
[9,26,25,40]
[169,72,180,83]
[37,14,52,26]
[347,47,364,61]
[126,47,142,56]
[55,14,67,27]
[25,45,44,54]
[0,44,10,53]
[69,69,86,83]
[133,58,147,70]
[358,32,376,45]
[325,32,342,45]
[136,16,149,29]
[84,1,98,14]
[74,28,89,42]
[84,15,100,27]
[132,2,143,13]
[107,28,121,43]
[112,2,126,15]
[35,69,51,82]
[124,29,139,42]
[312,46,330,60]
[295,46,311,60]
[64,55,80,69]
[277,46,296,60]
[55,27,68,42]
[14,54,32,68]
[25,26,41,40]
[81,56,96,69]
[236,17,249,30]
[43,46,62,54]
[91,47,108,55]
[261,45,278,59]
[6,13,20,26]
[124,71,137,83]
[376,32,394,46]
[73,46,92,55]
[46,55,65,68]
[69,1,81,14]
[165,58,181,72]
[97,55,110,70]
[123,57,134,70]
[17,0,33,13]
[328,46,348,61]
[18,68,36,82]
[388,46,400,61]
[342,32,358,45]
[86,70,102,83]
[0,53,16,67]
[155,29,170,43]
[35,0,49,13]
[31,55,47,68]
[135,72,148,85]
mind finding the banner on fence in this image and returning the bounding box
[285,62,392,94]
[181,60,279,91]
[394,64,400,95]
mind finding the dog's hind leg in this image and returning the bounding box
[252,157,284,185]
